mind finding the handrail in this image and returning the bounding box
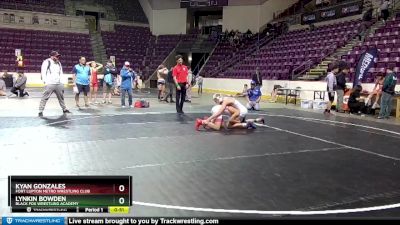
[291,59,313,80]
[209,34,274,77]
[198,39,220,76]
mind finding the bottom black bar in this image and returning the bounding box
[12,207,109,213]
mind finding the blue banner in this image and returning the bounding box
[353,47,378,87]
[2,217,64,225]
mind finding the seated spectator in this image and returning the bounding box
[0,75,6,96]
[348,85,366,115]
[365,73,385,109]
[270,85,283,103]
[246,81,262,110]
[10,72,29,98]
[234,84,248,97]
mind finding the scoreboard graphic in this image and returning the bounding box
[8,176,132,213]
[180,0,228,8]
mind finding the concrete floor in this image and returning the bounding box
[0,88,399,218]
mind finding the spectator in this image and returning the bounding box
[335,64,349,113]
[325,64,339,114]
[87,61,103,104]
[270,84,283,103]
[252,67,262,87]
[72,56,91,108]
[196,75,203,95]
[247,81,262,110]
[378,67,398,119]
[120,61,135,108]
[165,67,175,103]
[365,73,385,109]
[186,67,193,103]
[0,75,6,96]
[363,7,374,22]
[157,64,167,101]
[38,51,70,117]
[348,85,366,115]
[380,0,390,22]
[235,84,248,97]
[10,72,28,97]
[102,60,117,104]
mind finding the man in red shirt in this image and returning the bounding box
[172,55,189,114]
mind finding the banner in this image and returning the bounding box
[353,47,377,87]
[301,0,363,24]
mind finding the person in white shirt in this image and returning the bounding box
[185,67,193,103]
[324,64,339,114]
[38,51,70,117]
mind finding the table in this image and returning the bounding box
[277,88,328,105]
[277,88,301,105]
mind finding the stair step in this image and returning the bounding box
[307,71,324,75]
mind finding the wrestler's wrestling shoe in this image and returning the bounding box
[246,121,257,129]
[195,119,203,131]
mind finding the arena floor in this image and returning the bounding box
[0,88,400,218]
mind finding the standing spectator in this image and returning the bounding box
[120,61,135,108]
[246,81,262,110]
[38,51,70,117]
[0,75,6,96]
[325,64,339,114]
[173,55,189,114]
[72,56,91,108]
[378,67,398,119]
[380,0,390,22]
[10,72,28,97]
[165,67,175,103]
[87,61,103,104]
[196,74,203,95]
[335,64,348,113]
[252,67,262,87]
[157,65,167,101]
[186,67,193,103]
[102,60,117,104]
[348,84,366,115]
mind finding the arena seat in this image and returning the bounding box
[102,25,195,79]
[203,19,361,80]
[346,14,400,82]
[0,27,92,72]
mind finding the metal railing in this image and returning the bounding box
[291,59,313,80]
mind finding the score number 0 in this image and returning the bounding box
[118,185,125,205]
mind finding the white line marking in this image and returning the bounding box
[256,123,400,162]
[255,114,400,136]
[131,201,400,215]
[119,147,346,170]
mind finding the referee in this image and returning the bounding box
[172,55,189,114]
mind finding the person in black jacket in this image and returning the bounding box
[348,85,366,115]
[335,64,349,113]
[251,67,262,87]
[165,67,175,103]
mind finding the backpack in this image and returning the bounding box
[134,99,150,108]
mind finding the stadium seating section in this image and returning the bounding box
[0,0,65,14]
[202,20,362,80]
[94,0,148,23]
[102,25,198,78]
[343,14,400,82]
[0,27,92,72]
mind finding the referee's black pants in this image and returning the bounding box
[176,82,187,113]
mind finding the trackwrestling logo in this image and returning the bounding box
[6,217,13,224]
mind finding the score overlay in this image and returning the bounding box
[8,176,132,213]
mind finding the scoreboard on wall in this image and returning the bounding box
[180,0,228,8]
[8,176,132,213]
